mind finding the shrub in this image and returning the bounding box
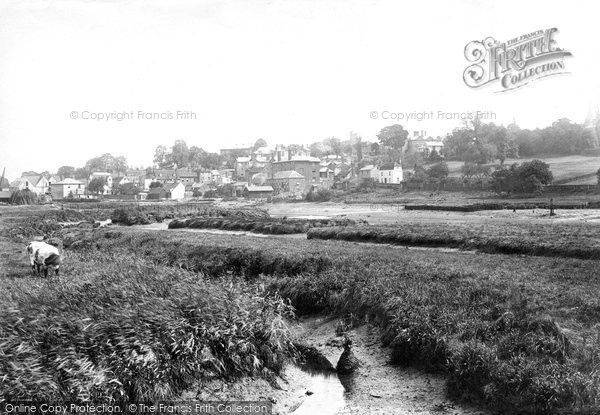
[305,187,332,202]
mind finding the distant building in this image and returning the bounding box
[235,156,251,177]
[270,156,320,190]
[270,170,305,196]
[243,185,274,200]
[147,182,185,200]
[177,169,199,186]
[378,163,403,184]
[12,174,50,195]
[50,179,87,200]
[359,165,379,180]
[409,131,444,156]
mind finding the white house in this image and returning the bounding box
[12,175,50,195]
[50,179,87,200]
[378,163,403,184]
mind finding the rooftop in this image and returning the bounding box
[274,170,304,179]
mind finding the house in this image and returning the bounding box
[0,176,10,190]
[270,156,321,190]
[191,182,212,196]
[0,190,11,203]
[147,182,186,200]
[177,169,199,186]
[409,132,444,156]
[243,185,274,200]
[112,176,130,187]
[13,175,50,195]
[149,169,178,184]
[199,170,212,183]
[270,170,305,196]
[359,165,379,180]
[46,174,60,187]
[378,163,403,184]
[235,156,251,177]
[319,167,334,180]
[50,179,87,200]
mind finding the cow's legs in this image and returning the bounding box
[44,267,48,278]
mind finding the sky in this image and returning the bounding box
[1,0,599,180]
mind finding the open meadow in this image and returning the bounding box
[1,203,600,414]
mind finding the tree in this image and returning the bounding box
[253,138,267,150]
[170,140,190,168]
[309,142,325,158]
[403,146,424,167]
[324,137,343,156]
[517,160,553,186]
[57,166,75,179]
[154,145,172,168]
[490,160,552,194]
[85,153,128,174]
[354,137,363,162]
[427,149,443,163]
[149,181,162,189]
[88,177,107,195]
[377,124,409,151]
[74,167,90,180]
[427,162,449,180]
[117,182,140,195]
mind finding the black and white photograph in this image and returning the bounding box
[1,1,600,414]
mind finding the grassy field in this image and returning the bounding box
[445,155,600,181]
[2,205,600,413]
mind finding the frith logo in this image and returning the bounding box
[463,28,572,92]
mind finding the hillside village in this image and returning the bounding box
[2,115,600,204]
[0,130,445,203]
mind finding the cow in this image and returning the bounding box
[26,241,61,277]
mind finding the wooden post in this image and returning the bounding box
[550,198,555,216]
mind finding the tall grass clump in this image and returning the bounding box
[0,256,295,404]
[168,217,359,235]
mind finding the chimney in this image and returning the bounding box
[277,151,281,162]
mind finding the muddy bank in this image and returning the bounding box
[182,317,486,415]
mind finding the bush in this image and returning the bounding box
[305,187,332,202]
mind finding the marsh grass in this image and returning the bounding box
[168,217,359,235]
[0,254,295,404]
[69,230,600,413]
[307,222,600,260]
